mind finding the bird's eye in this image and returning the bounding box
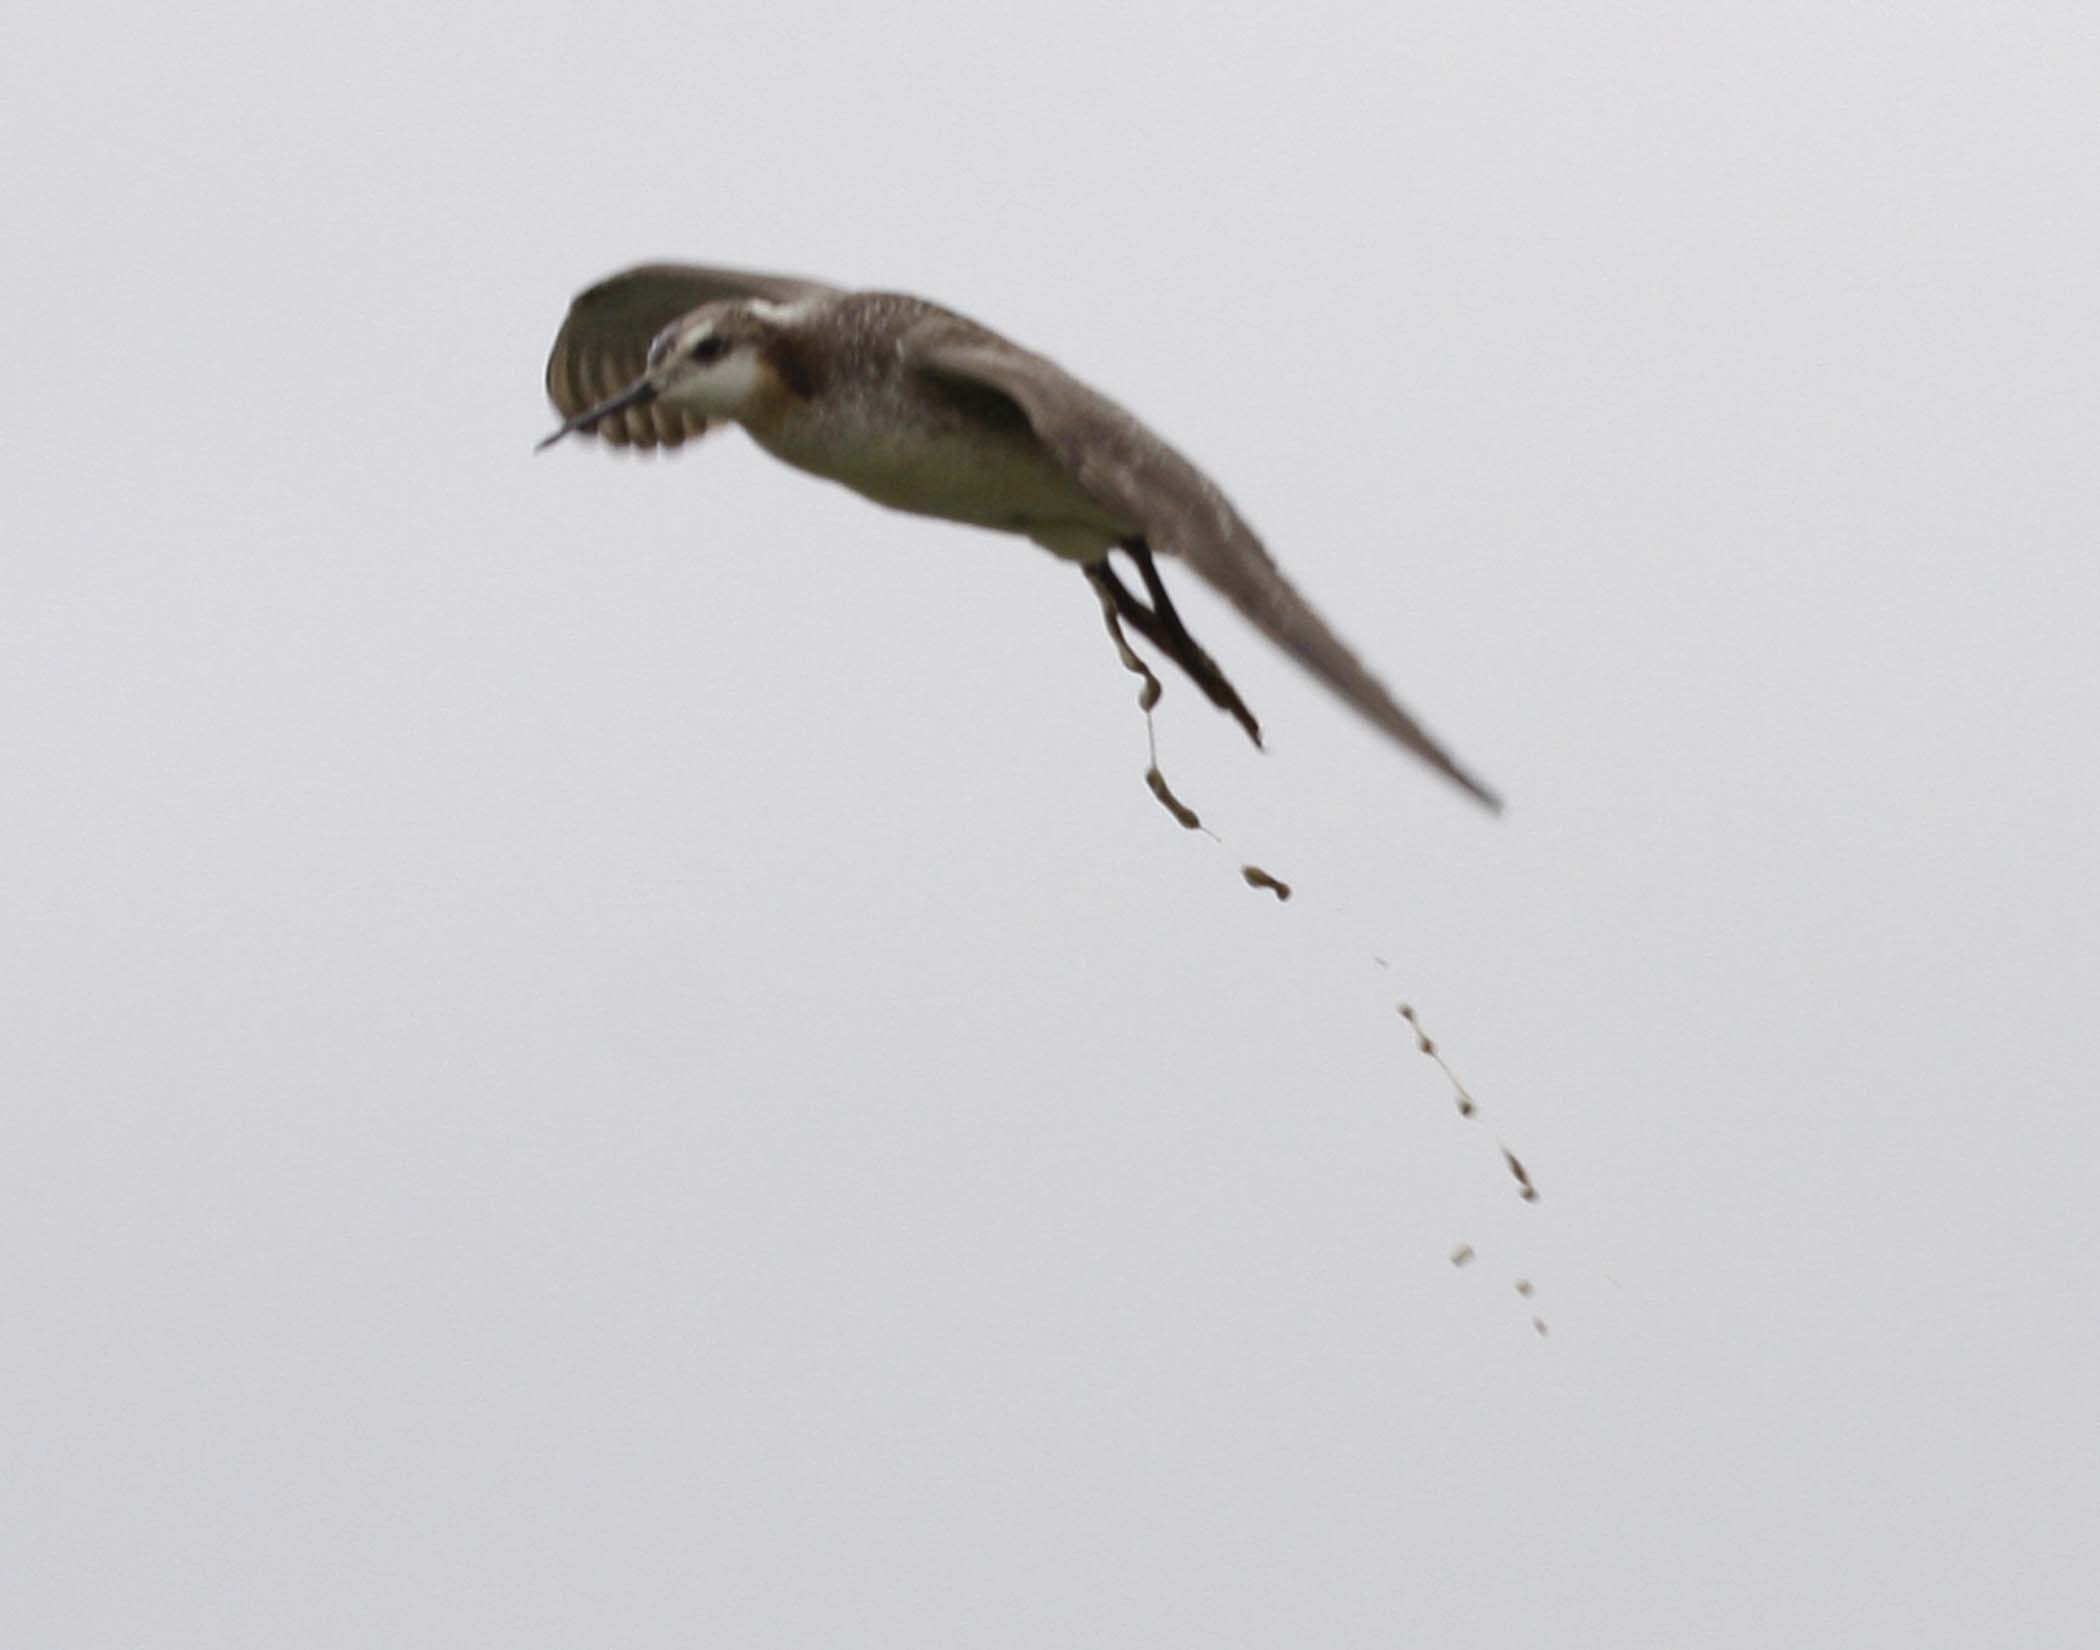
[690,334,730,365]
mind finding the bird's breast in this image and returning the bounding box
[746,402,1127,550]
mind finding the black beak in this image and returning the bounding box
[535,376,660,451]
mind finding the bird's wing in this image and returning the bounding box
[544,263,840,450]
[906,318,1501,811]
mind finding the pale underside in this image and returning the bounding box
[747,396,1134,562]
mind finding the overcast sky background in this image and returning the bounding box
[5,4,2097,1645]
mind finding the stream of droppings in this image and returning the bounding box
[1102,637,1554,1339]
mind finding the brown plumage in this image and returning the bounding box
[541,263,1502,811]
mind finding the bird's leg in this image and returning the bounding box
[1118,539,1263,748]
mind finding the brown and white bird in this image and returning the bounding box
[539,263,1501,811]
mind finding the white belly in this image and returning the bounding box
[748,417,1129,558]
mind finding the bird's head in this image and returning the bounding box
[641,303,781,417]
[536,299,797,450]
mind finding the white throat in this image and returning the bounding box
[663,349,768,419]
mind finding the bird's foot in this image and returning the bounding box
[1087,545,1263,747]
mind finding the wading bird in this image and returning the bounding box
[539,263,1500,811]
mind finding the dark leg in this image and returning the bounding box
[1089,559,1172,665]
[1117,539,1263,747]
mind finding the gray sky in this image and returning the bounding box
[5,3,2097,1644]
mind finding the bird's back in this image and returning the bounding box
[746,293,1131,545]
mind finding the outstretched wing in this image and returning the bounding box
[544,263,839,451]
[906,317,1501,811]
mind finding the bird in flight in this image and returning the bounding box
[538,263,1501,811]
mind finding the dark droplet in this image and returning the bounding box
[1144,766,1202,831]
[1240,865,1292,901]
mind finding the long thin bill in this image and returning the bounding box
[535,377,659,451]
